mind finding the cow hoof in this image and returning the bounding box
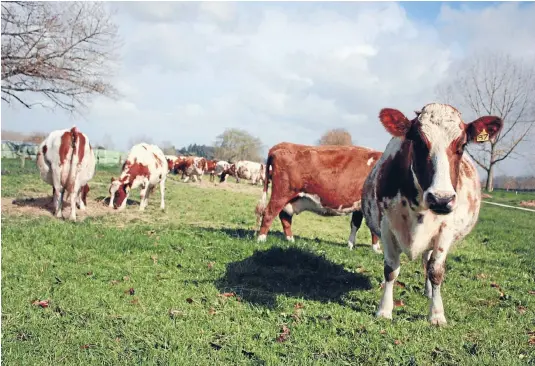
[429,313,447,326]
[286,236,295,242]
[347,241,354,250]
[372,243,383,254]
[257,234,267,242]
[376,310,393,320]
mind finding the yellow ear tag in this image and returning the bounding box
[476,129,489,142]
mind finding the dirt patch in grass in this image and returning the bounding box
[519,200,535,208]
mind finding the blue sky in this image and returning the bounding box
[2,1,534,176]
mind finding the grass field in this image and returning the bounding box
[2,158,535,365]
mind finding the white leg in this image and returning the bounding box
[159,178,166,210]
[69,186,78,221]
[139,185,149,211]
[257,234,267,242]
[347,220,358,250]
[78,192,86,211]
[183,175,190,183]
[54,187,64,218]
[376,220,401,320]
[427,233,453,326]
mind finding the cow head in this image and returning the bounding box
[166,158,174,172]
[379,103,502,215]
[109,177,131,210]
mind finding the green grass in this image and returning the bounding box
[483,189,535,206]
[2,158,535,365]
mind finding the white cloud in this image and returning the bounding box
[2,1,534,176]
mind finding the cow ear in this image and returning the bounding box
[466,116,503,144]
[379,108,412,137]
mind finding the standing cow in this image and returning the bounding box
[174,156,207,183]
[255,142,382,252]
[109,143,168,211]
[36,126,96,221]
[204,159,219,182]
[362,103,503,325]
[214,160,230,182]
[221,160,265,185]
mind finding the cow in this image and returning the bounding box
[204,159,219,182]
[362,103,503,325]
[174,156,207,183]
[214,160,230,182]
[255,142,383,252]
[109,143,168,211]
[165,155,178,172]
[221,160,265,185]
[36,126,96,221]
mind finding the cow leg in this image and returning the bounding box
[183,175,190,183]
[422,249,433,299]
[53,187,64,218]
[376,222,401,320]
[257,197,290,242]
[371,232,381,254]
[347,211,363,250]
[427,234,453,326]
[139,185,149,211]
[69,184,80,221]
[279,211,294,242]
[159,178,166,210]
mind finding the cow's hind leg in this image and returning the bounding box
[257,197,290,242]
[159,178,166,210]
[347,211,363,250]
[279,211,294,242]
[376,221,401,320]
[53,187,64,218]
[371,232,381,254]
[69,183,80,221]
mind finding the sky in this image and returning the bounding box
[2,1,535,176]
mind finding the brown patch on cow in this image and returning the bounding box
[77,132,86,164]
[384,263,397,282]
[152,153,162,168]
[467,192,477,214]
[376,141,419,206]
[42,145,48,155]
[446,136,465,189]
[59,131,72,165]
[427,257,444,285]
[438,247,444,253]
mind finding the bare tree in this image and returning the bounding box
[318,128,353,146]
[1,1,121,113]
[214,128,263,162]
[100,134,114,150]
[160,140,176,156]
[437,52,535,192]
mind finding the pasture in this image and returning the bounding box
[1,158,534,365]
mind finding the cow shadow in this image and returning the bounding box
[214,246,372,308]
[11,197,56,214]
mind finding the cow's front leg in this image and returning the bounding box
[427,233,453,326]
[347,211,363,250]
[139,185,150,211]
[422,249,433,298]
[376,221,401,320]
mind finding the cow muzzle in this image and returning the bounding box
[425,191,456,215]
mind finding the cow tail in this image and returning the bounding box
[255,155,272,229]
[65,126,80,193]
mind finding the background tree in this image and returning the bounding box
[214,128,263,162]
[318,128,353,146]
[1,1,121,113]
[436,51,535,192]
[160,140,177,156]
[100,134,115,150]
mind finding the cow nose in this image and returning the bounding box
[426,192,456,214]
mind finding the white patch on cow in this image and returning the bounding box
[283,193,361,216]
[286,236,295,242]
[257,234,267,242]
[367,157,374,166]
[233,160,264,184]
[419,103,463,202]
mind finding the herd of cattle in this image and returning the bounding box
[33,103,503,326]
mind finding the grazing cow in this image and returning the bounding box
[204,159,219,182]
[109,143,168,211]
[255,142,382,251]
[165,155,177,172]
[36,127,96,221]
[221,160,265,185]
[362,103,503,325]
[174,156,207,183]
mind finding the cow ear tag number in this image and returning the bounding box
[476,129,489,142]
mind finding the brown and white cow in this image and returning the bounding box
[214,160,231,182]
[255,142,383,251]
[362,103,503,325]
[109,143,168,211]
[221,160,265,185]
[36,126,96,221]
[204,159,219,182]
[174,156,207,182]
